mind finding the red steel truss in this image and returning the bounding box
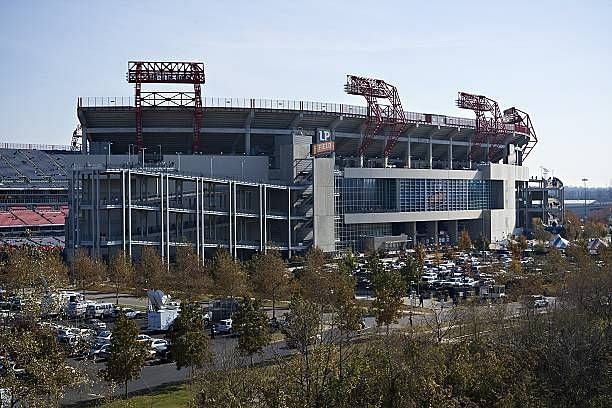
[127,61,205,151]
[503,107,538,161]
[344,75,408,156]
[70,124,82,151]
[456,92,506,162]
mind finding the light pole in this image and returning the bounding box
[141,147,147,168]
[582,178,589,220]
[176,152,181,171]
[158,144,162,162]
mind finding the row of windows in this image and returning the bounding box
[398,179,490,212]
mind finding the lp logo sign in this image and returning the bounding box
[317,129,331,142]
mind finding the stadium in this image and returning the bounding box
[2,61,546,261]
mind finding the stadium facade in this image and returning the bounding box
[64,94,535,262]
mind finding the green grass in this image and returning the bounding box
[100,384,193,408]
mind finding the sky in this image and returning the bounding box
[1,0,611,187]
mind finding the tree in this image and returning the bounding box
[458,230,472,251]
[168,301,212,381]
[233,297,270,366]
[474,233,490,252]
[414,243,426,272]
[0,326,79,407]
[532,218,551,243]
[372,268,406,334]
[173,245,210,300]
[399,256,420,293]
[134,246,167,295]
[107,250,134,305]
[248,250,290,319]
[210,249,249,298]
[283,296,320,356]
[102,312,149,398]
[70,248,105,293]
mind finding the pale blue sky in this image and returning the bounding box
[1,0,610,186]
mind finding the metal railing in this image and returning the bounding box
[0,142,73,151]
[77,96,478,127]
[75,96,531,135]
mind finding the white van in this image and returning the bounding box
[86,303,115,319]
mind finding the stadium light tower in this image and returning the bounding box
[503,107,538,163]
[126,61,206,152]
[344,75,408,162]
[456,92,505,163]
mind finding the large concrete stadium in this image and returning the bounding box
[1,62,544,261]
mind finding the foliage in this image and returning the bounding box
[0,325,79,407]
[248,250,290,318]
[134,246,167,294]
[107,250,134,304]
[210,249,249,298]
[282,296,321,355]
[474,233,490,251]
[167,301,212,378]
[232,297,270,364]
[102,313,149,398]
[172,245,210,300]
[70,248,105,291]
[372,266,406,332]
[457,229,472,251]
[399,256,420,290]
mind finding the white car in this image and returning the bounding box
[150,339,169,352]
[136,334,152,343]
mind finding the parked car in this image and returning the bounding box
[114,307,144,319]
[150,339,168,352]
[213,319,233,335]
[89,344,111,361]
[95,330,112,346]
[136,334,152,343]
[532,295,549,308]
[87,319,107,332]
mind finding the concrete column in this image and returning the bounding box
[128,170,132,258]
[448,137,453,170]
[449,220,459,245]
[287,188,292,258]
[259,185,263,251]
[160,174,163,258]
[468,136,473,169]
[434,221,439,246]
[428,134,433,169]
[96,172,100,256]
[228,181,233,256]
[166,175,170,267]
[122,171,126,252]
[196,178,200,257]
[201,180,205,264]
[406,136,411,169]
[411,222,417,248]
[233,182,237,258]
[263,185,267,253]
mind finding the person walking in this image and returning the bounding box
[419,293,424,307]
